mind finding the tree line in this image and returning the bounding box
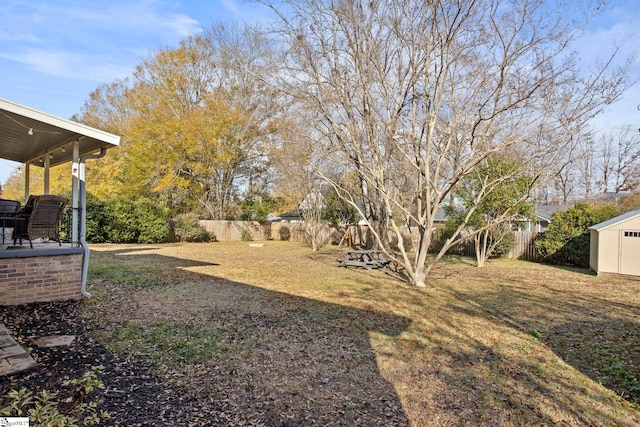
[2,0,637,287]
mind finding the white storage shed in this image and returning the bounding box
[589,210,640,276]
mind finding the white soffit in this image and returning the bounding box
[0,97,120,167]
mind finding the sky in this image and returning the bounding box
[1,0,640,185]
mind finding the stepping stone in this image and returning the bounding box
[0,353,37,376]
[0,341,25,358]
[32,335,76,348]
[0,323,37,376]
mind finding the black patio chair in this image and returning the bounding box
[0,198,21,244]
[0,199,21,214]
[13,195,69,248]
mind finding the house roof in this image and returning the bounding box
[589,210,640,232]
[535,204,569,221]
[0,97,120,167]
[434,209,449,222]
[280,208,302,218]
[432,204,568,223]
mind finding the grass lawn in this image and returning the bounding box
[85,241,640,426]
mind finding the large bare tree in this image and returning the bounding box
[263,0,630,287]
[597,125,640,195]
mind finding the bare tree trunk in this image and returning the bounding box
[475,232,486,268]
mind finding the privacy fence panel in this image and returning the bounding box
[199,221,540,261]
[459,231,540,261]
[198,220,341,243]
[199,220,263,241]
[509,231,540,261]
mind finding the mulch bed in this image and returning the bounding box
[0,299,409,426]
[0,301,250,426]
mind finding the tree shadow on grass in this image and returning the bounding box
[441,281,640,425]
[295,250,640,425]
[534,261,597,277]
[83,247,413,426]
[89,245,220,268]
[546,319,640,403]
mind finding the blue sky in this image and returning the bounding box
[0,0,274,183]
[1,0,639,184]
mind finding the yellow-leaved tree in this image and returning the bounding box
[76,24,282,218]
[1,165,71,203]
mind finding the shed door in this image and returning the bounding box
[620,230,640,276]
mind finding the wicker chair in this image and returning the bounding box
[13,195,69,248]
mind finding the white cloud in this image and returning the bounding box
[219,0,240,15]
[163,13,204,37]
[0,1,204,46]
[0,1,206,82]
[64,3,203,41]
[575,3,640,130]
[0,29,41,43]
[0,49,134,82]
[574,17,638,68]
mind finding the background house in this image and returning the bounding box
[433,204,569,232]
[525,204,570,232]
[278,208,303,222]
[276,191,327,223]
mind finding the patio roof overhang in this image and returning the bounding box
[0,97,120,166]
[1,97,121,299]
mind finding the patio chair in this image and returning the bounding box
[13,195,69,248]
[0,199,21,244]
[0,199,21,214]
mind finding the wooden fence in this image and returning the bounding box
[199,220,541,261]
[455,231,540,261]
[508,231,540,261]
[198,220,342,243]
[345,225,541,261]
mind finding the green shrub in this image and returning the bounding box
[430,219,465,255]
[487,228,515,259]
[85,193,111,243]
[103,198,138,243]
[239,196,271,221]
[241,228,253,242]
[262,223,273,240]
[134,198,169,243]
[322,191,358,225]
[0,366,110,426]
[535,203,620,267]
[430,221,514,259]
[279,225,291,241]
[173,214,212,242]
[104,197,169,244]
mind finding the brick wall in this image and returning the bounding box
[0,253,83,305]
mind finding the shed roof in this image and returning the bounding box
[589,210,640,232]
[0,97,120,167]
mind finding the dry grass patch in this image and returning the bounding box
[85,242,640,426]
